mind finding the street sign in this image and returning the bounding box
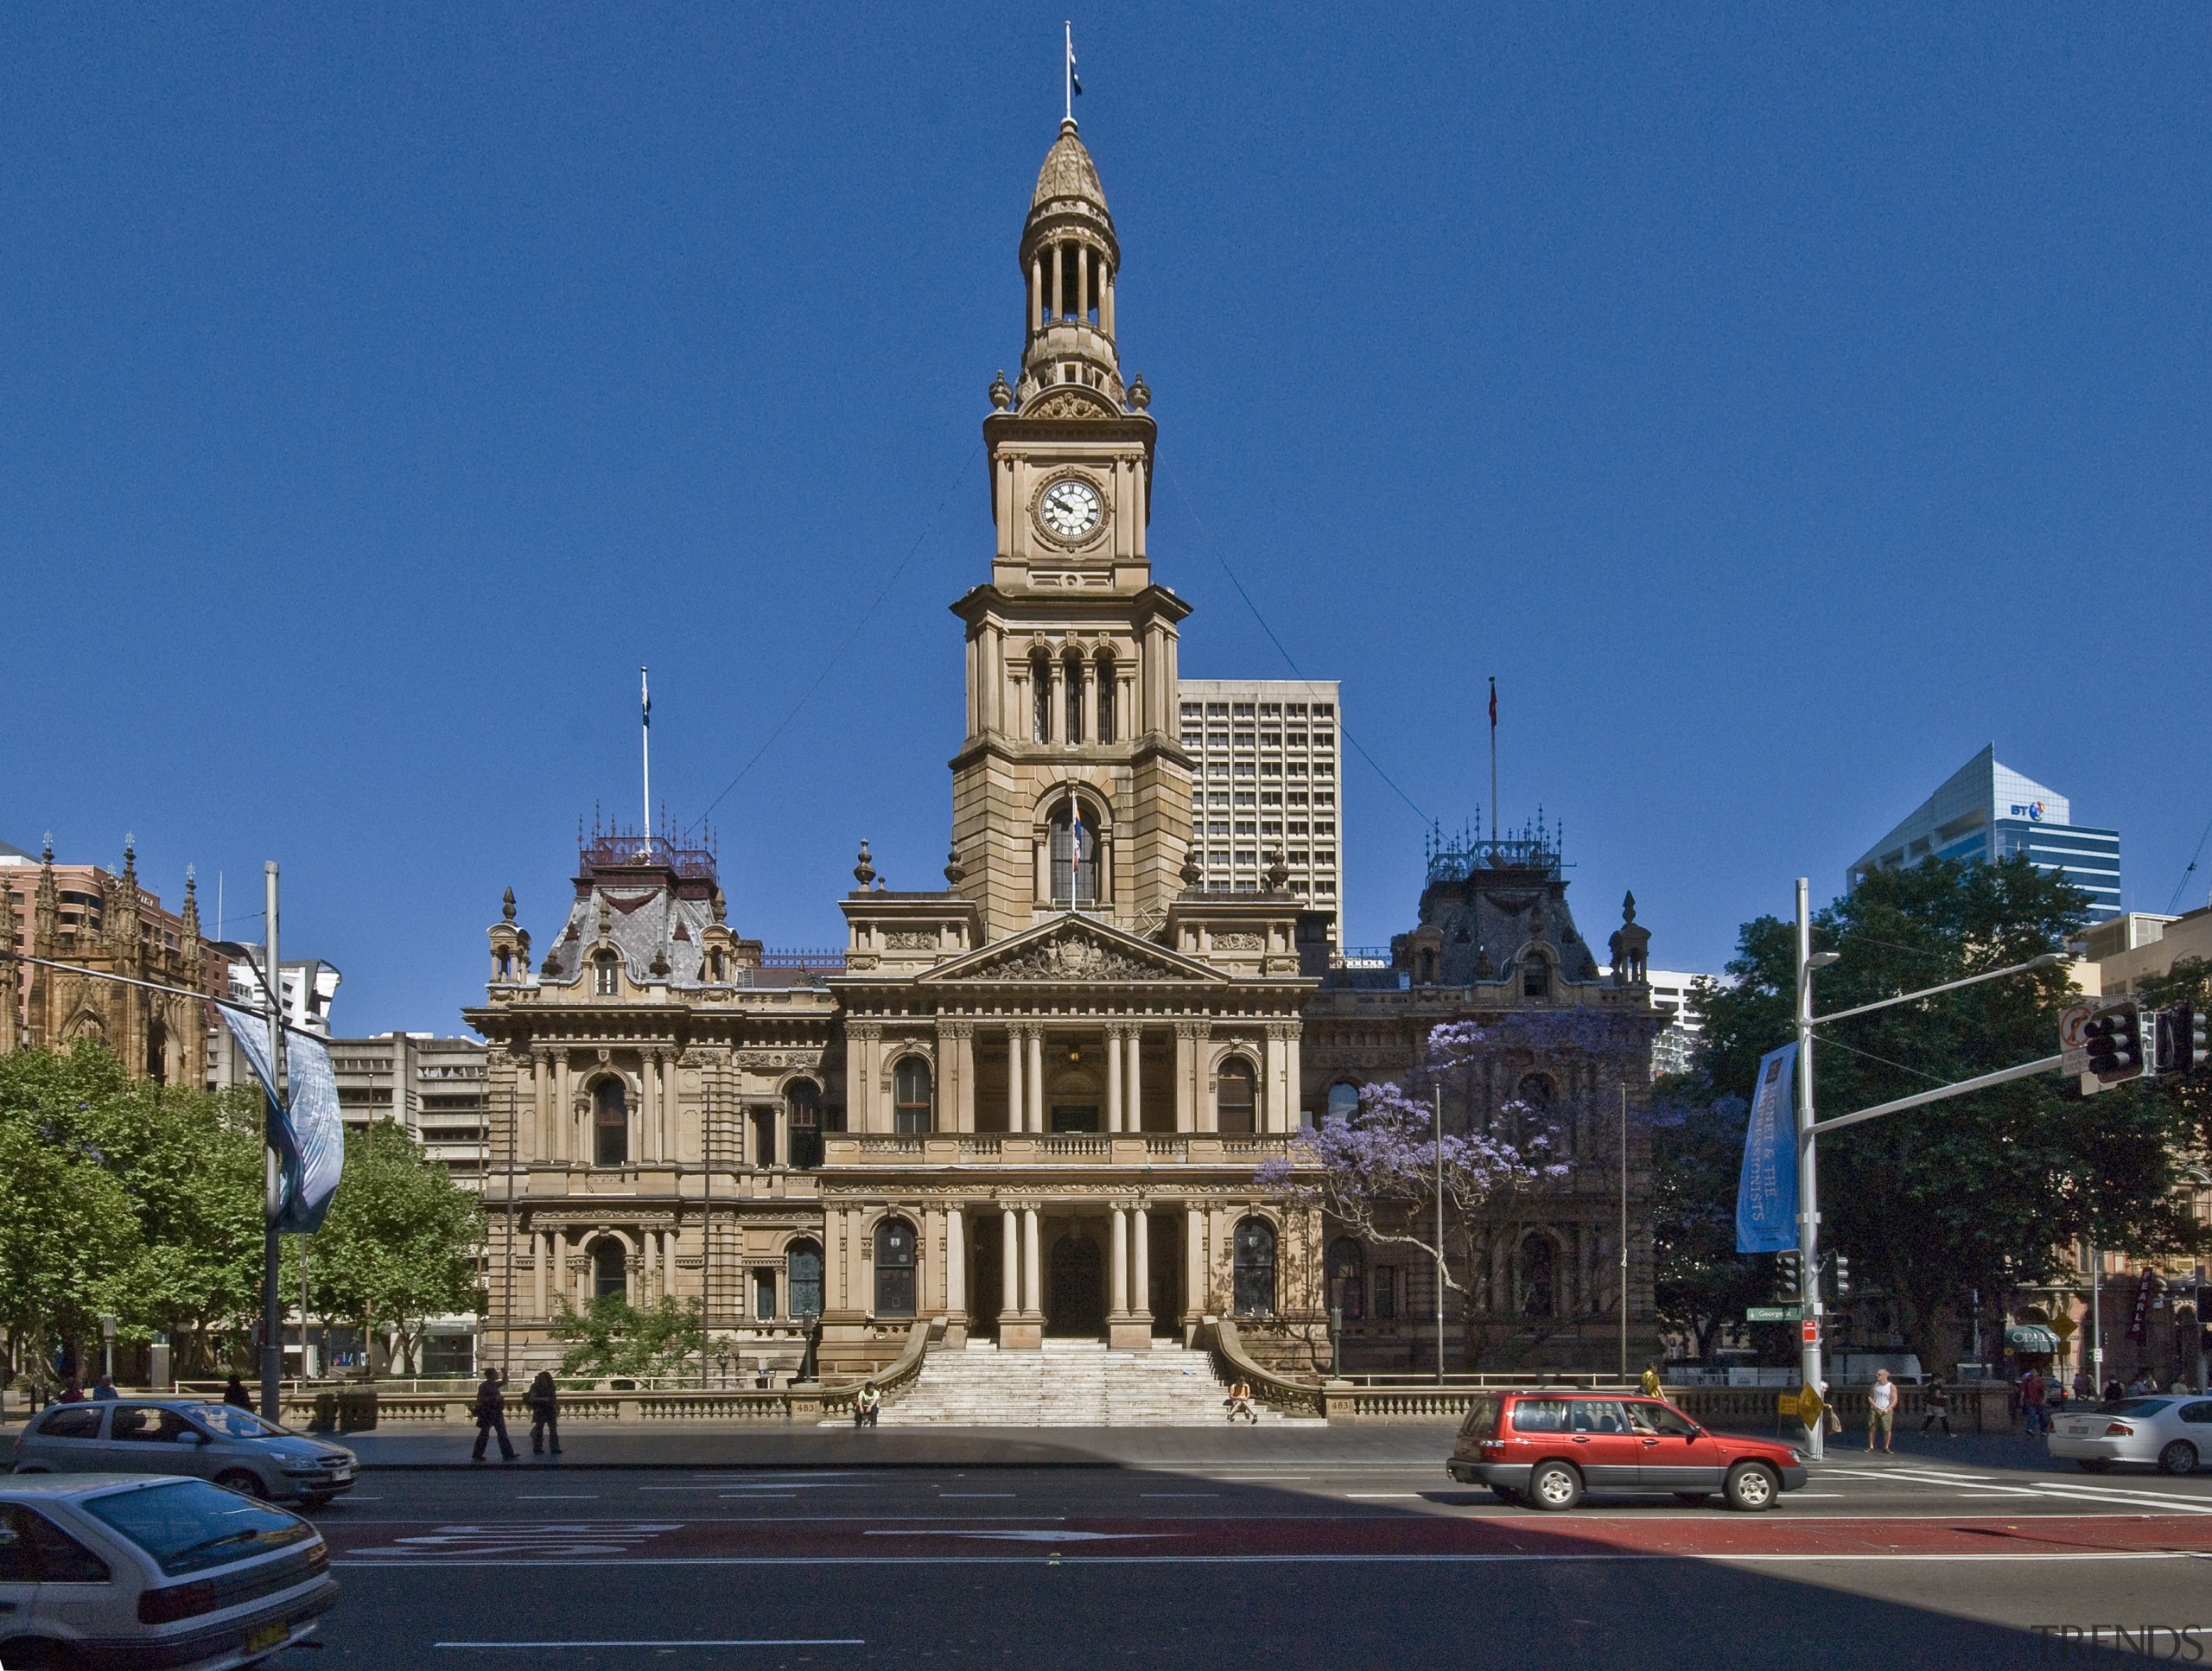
[1747,1306,1802,1322]
[1796,1384,1825,1425]
[1802,1318,1821,1344]
[2060,1001,2095,1082]
[2050,1313,2078,1341]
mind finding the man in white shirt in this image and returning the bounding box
[1866,1368,1897,1453]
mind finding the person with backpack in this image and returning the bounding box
[853,1381,882,1428]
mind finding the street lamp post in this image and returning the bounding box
[1794,880,1838,1459]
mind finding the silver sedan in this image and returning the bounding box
[2047,1397,2212,1476]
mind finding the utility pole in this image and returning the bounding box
[1434,1083,1446,1386]
[1619,1083,1630,1385]
[1794,879,1824,1459]
[260,861,284,1423]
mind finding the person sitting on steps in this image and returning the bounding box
[854,1381,882,1428]
[1224,1378,1258,1424]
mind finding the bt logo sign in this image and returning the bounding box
[2008,802,2046,823]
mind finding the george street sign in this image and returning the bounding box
[1747,1306,1802,1322]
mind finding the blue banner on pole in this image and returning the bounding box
[217,1004,345,1233]
[1735,1041,1800,1253]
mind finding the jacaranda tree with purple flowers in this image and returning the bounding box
[1257,1018,1594,1305]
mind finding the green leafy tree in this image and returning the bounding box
[1683,856,2206,1376]
[1649,1092,1785,1362]
[286,1122,483,1376]
[548,1293,704,1381]
[0,1042,264,1385]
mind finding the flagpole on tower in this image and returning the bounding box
[1065,22,1080,123]
[1488,677,1498,842]
[641,666,652,853]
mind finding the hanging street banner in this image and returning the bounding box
[1735,1041,1800,1253]
[217,1004,346,1233]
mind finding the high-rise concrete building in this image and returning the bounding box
[1175,679,1342,944]
[1848,744,2121,919]
[203,947,342,1094]
[325,1033,492,1185]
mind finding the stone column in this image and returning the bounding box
[1110,1207,1128,1314]
[1001,1206,1020,1316]
[1173,1023,1195,1133]
[642,1223,658,1299]
[1023,1208,1042,1317]
[1077,242,1090,321]
[947,1205,967,1334]
[1026,1028,1045,1134]
[1030,256,1043,331]
[1007,1023,1026,1134]
[1263,1029,1287,1134]
[531,1050,550,1161]
[1185,1206,1205,1318]
[1132,1208,1151,1331]
[1125,1026,1143,1134]
[553,1051,572,1164]
[1102,264,1115,336]
[951,1023,976,1133]
[532,1229,549,1319]
[1104,1025,1123,1134]
[1002,1204,1039,1350]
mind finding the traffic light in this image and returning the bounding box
[2083,1002,2146,1084]
[1776,1250,1801,1298]
[1833,1254,1851,1297]
[2154,1007,2209,1076]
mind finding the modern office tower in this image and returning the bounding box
[1847,744,2121,919]
[1175,678,1342,943]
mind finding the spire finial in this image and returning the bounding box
[853,840,876,890]
[502,886,517,923]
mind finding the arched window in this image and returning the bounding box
[1519,1233,1556,1319]
[874,1217,918,1318]
[709,950,726,982]
[1325,1082,1362,1126]
[786,1239,824,1318]
[892,1058,933,1134]
[1217,1058,1256,1135]
[1327,1236,1365,1322]
[1032,654,1052,743]
[497,950,513,980]
[594,1078,628,1167]
[1095,656,1116,744]
[1233,1217,1277,1317]
[593,953,620,996]
[146,1021,168,1085]
[1064,656,1084,744]
[787,1079,823,1170]
[592,1239,627,1302]
[1049,803,1098,905]
[1417,948,1438,985]
[1522,958,1549,999]
[1516,1073,1554,1110]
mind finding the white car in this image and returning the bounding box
[0,1472,336,1669]
[2048,1396,2212,1476]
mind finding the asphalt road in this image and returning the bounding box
[278,1426,2212,1669]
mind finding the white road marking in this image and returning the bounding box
[436,1639,862,1649]
[340,1548,2212,1570]
[1344,1492,1426,1499]
[865,1529,1181,1542]
[939,1492,1016,1497]
[1205,1475,1310,1481]
[1141,1493,1219,1498]
[515,1496,599,1501]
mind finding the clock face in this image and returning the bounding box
[1038,476,1103,542]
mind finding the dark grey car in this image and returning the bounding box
[10,1401,357,1506]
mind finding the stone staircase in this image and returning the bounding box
[872,1337,1318,1426]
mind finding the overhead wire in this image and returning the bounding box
[1160,463,1433,829]
[2168,809,2212,914]
[687,441,981,835]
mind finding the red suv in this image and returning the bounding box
[1447,1391,1808,1511]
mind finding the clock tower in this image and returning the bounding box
[950,119,1194,942]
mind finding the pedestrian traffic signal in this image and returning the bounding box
[2154,1007,2209,1076]
[2082,1002,2146,1084]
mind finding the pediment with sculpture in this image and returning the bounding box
[918,916,1225,986]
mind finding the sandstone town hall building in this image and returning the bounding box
[465,118,1665,1388]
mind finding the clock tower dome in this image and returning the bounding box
[950,118,1193,942]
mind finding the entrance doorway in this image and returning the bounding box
[972,1232,1004,1336]
[1144,1213,1179,1336]
[1050,1103,1099,1133]
[1048,1230,1105,1337]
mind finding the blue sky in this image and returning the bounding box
[3,4,2206,1038]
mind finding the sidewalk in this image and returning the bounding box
[327,1420,1465,1470]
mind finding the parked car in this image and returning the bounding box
[0,1471,336,1669]
[2048,1397,2212,1476]
[10,1401,357,1507]
[1446,1390,1809,1511]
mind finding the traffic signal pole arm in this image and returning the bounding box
[1809,952,2065,1028]
[1810,1052,2065,1136]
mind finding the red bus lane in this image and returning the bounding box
[322,1513,2212,1565]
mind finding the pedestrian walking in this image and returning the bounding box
[2073,1369,2093,1402]
[471,1370,517,1462]
[525,1371,562,1456]
[1866,1369,1897,1452]
[1639,1363,1662,1400]
[2018,1368,2048,1437]
[91,1375,118,1401]
[222,1375,252,1410]
[1224,1378,1258,1425]
[853,1381,882,1428]
[1919,1384,1954,1438]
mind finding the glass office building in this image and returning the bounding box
[1847,744,2121,919]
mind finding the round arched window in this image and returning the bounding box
[592,1239,627,1303]
[1325,1082,1362,1125]
[594,1079,628,1167]
[787,1080,824,1169]
[1326,1236,1365,1322]
[1217,1059,1257,1135]
[1049,804,1099,905]
[892,1059,933,1134]
[874,1218,918,1318]
[1233,1217,1277,1317]
[786,1240,824,1318]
